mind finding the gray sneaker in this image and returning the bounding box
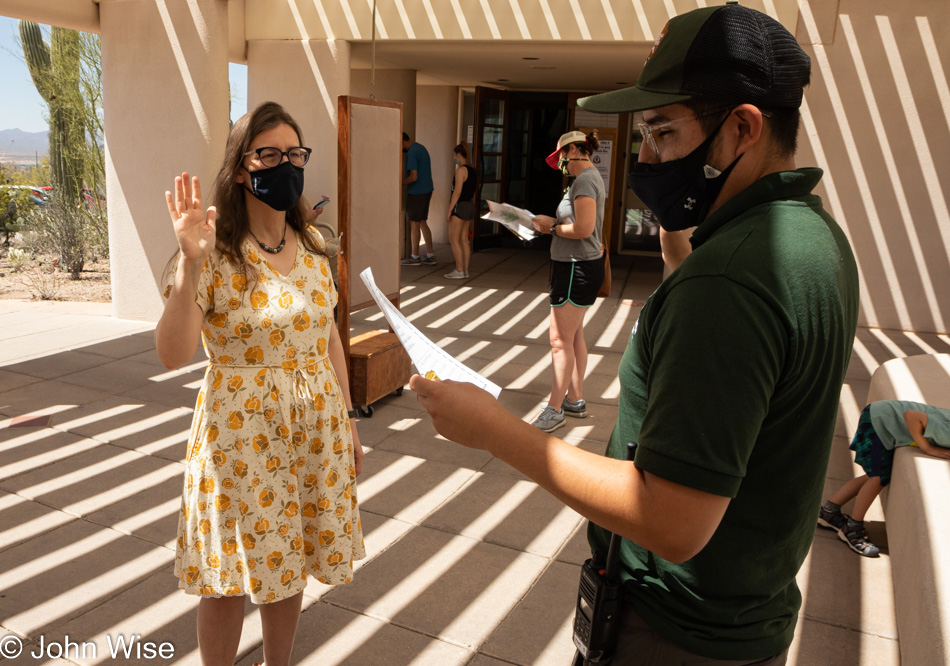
[421,254,437,265]
[840,518,881,557]
[817,505,847,533]
[562,397,587,418]
[531,405,565,432]
[401,255,421,265]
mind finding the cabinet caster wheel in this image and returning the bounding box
[394,387,404,397]
[358,405,374,418]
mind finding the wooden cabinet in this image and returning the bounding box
[348,330,411,415]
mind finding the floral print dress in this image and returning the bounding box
[166,229,365,604]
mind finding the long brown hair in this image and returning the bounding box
[212,101,326,283]
[164,102,326,294]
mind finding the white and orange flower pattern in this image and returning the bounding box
[166,228,364,604]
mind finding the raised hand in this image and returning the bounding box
[166,172,217,261]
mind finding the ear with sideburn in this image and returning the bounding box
[727,104,767,157]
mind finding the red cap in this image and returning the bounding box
[545,130,588,169]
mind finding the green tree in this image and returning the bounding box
[20,21,84,206]
[76,32,107,258]
[18,22,108,271]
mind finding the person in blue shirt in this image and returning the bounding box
[819,400,950,557]
[402,132,436,266]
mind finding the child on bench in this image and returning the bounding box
[819,400,950,557]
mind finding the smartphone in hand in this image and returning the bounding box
[313,197,330,210]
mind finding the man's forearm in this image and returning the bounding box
[474,409,728,563]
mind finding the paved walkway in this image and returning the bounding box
[3,245,942,665]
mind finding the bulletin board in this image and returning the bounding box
[579,126,619,250]
[337,96,404,357]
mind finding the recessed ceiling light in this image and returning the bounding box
[522,57,539,60]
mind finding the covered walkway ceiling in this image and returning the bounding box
[350,41,651,92]
[1,0,800,94]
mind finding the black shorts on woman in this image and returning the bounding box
[549,256,604,307]
[451,200,477,221]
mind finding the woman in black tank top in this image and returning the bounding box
[445,143,477,280]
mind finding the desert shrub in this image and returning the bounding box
[22,190,86,278]
[21,257,61,300]
[82,188,108,261]
[17,230,46,256]
[0,184,34,247]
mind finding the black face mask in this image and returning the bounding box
[628,116,740,232]
[242,161,304,212]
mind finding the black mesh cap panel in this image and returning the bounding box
[681,5,811,109]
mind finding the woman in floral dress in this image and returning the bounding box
[156,101,365,666]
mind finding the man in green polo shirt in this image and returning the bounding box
[410,3,858,664]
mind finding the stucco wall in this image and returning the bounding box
[101,0,229,321]
[350,69,417,144]
[797,0,950,334]
[415,86,461,246]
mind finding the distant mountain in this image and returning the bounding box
[0,128,49,159]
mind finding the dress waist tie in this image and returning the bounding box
[208,359,327,408]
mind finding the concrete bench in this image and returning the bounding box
[866,353,950,666]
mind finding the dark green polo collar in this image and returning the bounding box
[690,167,824,249]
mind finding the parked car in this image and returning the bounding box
[1,185,49,206]
[82,187,106,209]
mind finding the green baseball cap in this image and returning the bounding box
[578,2,811,113]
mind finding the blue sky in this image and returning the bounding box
[0,16,248,134]
[0,17,47,132]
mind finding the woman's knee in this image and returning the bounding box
[549,334,571,352]
[549,325,577,352]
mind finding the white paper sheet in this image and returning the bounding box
[359,267,502,398]
[482,200,539,241]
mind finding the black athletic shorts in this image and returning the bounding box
[451,200,477,221]
[549,257,604,307]
[406,192,433,222]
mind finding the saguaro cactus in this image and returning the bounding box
[20,21,84,207]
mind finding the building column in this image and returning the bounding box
[100,0,230,321]
[416,86,460,245]
[247,39,350,232]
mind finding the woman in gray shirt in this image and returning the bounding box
[530,130,606,432]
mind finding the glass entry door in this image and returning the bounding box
[473,86,509,250]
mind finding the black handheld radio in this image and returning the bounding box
[572,441,637,664]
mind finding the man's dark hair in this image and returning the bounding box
[683,97,800,158]
[402,132,410,142]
